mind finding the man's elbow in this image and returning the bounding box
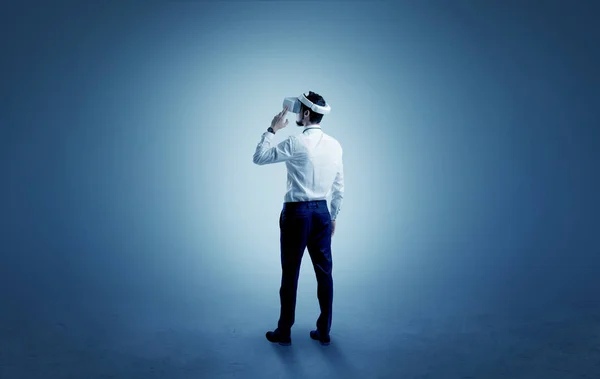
[253,154,264,165]
[331,191,343,201]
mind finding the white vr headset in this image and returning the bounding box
[283,92,331,115]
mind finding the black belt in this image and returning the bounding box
[283,199,327,209]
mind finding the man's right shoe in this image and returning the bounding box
[266,328,292,346]
[310,329,331,345]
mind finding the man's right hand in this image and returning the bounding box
[331,220,336,237]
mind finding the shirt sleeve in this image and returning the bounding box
[253,131,295,165]
[330,154,344,221]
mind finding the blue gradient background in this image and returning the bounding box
[1,1,599,377]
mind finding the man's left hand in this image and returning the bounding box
[270,105,289,132]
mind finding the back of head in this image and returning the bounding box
[301,91,327,125]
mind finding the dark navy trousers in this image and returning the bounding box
[277,199,333,336]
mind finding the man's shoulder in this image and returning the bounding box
[321,131,340,143]
[324,133,343,150]
[296,129,342,149]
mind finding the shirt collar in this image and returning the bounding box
[303,124,321,133]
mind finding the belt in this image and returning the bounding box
[283,199,327,209]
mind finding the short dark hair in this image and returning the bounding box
[300,91,326,125]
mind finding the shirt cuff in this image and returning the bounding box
[264,130,275,139]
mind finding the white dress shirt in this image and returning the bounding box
[253,125,344,221]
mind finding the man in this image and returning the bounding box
[253,91,344,346]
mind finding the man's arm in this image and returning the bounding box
[330,159,344,221]
[253,131,295,165]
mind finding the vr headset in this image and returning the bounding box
[283,92,331,115]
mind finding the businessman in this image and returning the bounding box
[253,91,344,346]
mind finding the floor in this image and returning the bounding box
[2,264,599,379]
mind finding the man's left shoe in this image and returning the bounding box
[266,328,292,346]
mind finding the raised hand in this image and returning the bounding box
[270,105,289,132]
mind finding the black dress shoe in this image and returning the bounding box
[310,329,331,345]
[266,328,292,346]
